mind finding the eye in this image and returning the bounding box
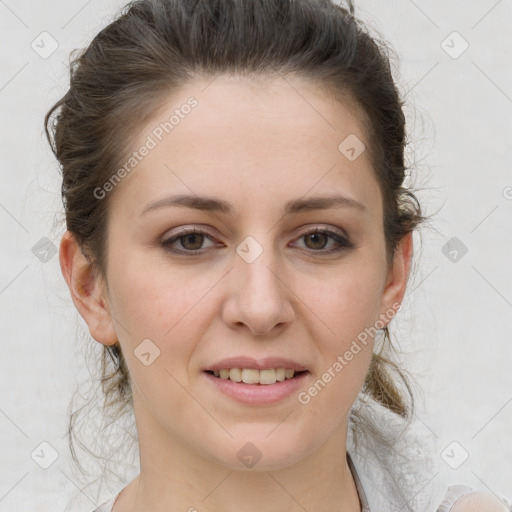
[160,226,353,256]
[160,227,218,254]
[292,228,353,255]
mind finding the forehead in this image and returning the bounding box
[110,75,381,220]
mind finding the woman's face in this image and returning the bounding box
[66,75,410,471]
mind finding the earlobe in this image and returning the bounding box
[59,231,118,346]
[379,231,414,326]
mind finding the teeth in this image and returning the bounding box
[212,368,298,385]
[229,368,242,382]
[242,369,260,384]
[275,368,286,381]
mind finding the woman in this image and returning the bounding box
[45,0,511,510]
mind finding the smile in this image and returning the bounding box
[207,368,307,385]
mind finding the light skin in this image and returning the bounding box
[60,75,413,512]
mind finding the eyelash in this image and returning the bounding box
[160,226,354,256]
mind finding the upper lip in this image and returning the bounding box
[204,357,309,372]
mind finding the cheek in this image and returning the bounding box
[107,249,209,334]
[303,262,384,338]
[106,261,211,404]
[296,261,382,401]
[105,252,233,387]
[297,270,379,420]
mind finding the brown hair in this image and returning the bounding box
[45,0,429,494]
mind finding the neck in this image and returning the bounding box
[115,395,361,512]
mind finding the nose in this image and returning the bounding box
[221,241,295,336]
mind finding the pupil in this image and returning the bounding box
[183,234,203,250]
[307,233,326,249]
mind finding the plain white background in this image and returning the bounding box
[0,0,511,510]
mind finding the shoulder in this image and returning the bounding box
[449,490,512,512]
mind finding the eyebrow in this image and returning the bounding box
[140,193,367,217]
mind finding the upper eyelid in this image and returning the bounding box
[161,224,349,241]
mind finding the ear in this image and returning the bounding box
[378,231,413,326]
[59,231,118,346]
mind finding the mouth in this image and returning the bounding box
[204,368,310,385]
[203,367,310,405]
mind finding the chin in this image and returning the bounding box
[210,435,312,472]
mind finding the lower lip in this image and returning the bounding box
[203,371,310,405]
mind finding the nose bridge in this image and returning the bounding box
[225,232,293,334]
[235,232,283,300]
